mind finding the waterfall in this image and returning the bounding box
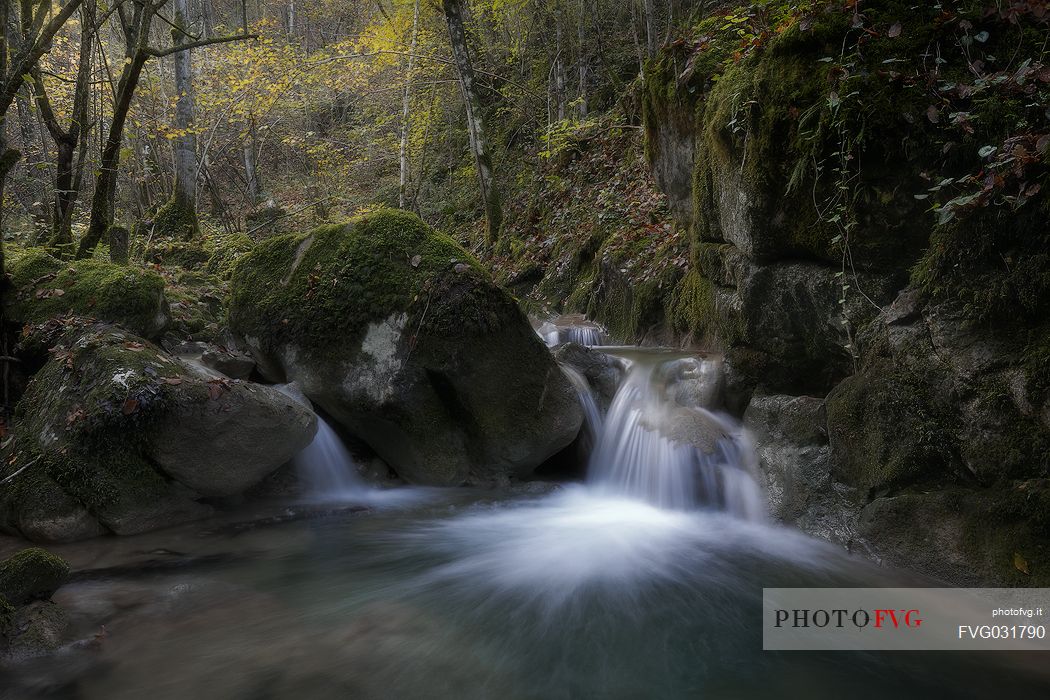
[275,383,368,501]
[536,315,608,347]
[296,415,369,497]
[561,366,603,444]
[581,350,765,520]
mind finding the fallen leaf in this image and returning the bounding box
[410,254,422,268]
[123,341,145,351]
[926,105,940,123]
[163,376,183,385]
[887,22,901,38]
[121,398,139,415]
[1014,552,1030,575]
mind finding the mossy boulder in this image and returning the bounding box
[144,240,211,269]
[205,232,254,279]
[6,249,170,339]
[229,209,582,485]
[149,198,198,241]
[0,548,70,605]
[0,319,316,541]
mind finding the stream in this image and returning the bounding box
[3,324,1048,698]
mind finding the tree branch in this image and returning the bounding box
[145,33,256,58]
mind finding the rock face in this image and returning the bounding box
[229,209,582,486]
[5,249,170,339]
[0,319,316,542]
[638,7,1050,585]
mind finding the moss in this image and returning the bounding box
[205,232,254,279]
[0,594,13,629]
[229,209,484,360]
[7,251,170,338]
[0,548,70,605]
[9,323,192,531]
[150,198,198,241]
[912,200,1050,325]
[826,357,956,495]
[144,240,211,269]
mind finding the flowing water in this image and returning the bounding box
[4,332,1049,698]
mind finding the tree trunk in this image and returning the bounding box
[79,3,153,259]
[168,0,200,239]
[577,0,588,118]
[243,113,260,205]
[442,0,501,242]
[398,0,419,210]
[554,2,567,121]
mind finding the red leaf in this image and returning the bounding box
[121,398,139,415]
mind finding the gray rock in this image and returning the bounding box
[201,348,256,380]
[1,320,316,541]
[744,393,866,551]
[229,211,582,486]
[553,342,625,411]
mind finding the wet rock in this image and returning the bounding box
[553,342,625,411]
[230,210,582,486]
[200,347,256,380]
[0,319,316,541]
[655,356,723,409]
[2,600,71,660]
[744,394,865,550]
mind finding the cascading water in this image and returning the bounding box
[536,314,608,347]
[573,348,764,519]
[296,415,369,497]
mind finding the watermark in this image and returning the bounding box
[763,588,1050,650]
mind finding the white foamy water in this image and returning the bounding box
[582,349,765,519]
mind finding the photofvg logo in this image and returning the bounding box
[774,608,923,630]
[763,588,1050,651]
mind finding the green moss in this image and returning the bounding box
[205,233,254,279]
[144,240,211,269]
[230,209,485,359]
[7,251,170,338]
[912,201,1050,325]
[9,323,192,531]
[826,358,956,495]
[0,548,70,605]
[150,198,198,241]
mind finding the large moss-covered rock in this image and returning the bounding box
[229,209,582,485]
[0,319,316,541]
[0,548,70,605]
[6,249,170,339]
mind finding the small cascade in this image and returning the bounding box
[584,350,764,519]
[297,416,369,497]
[561,366,603,446]
[536,315,608,347]
[275,383,368,501]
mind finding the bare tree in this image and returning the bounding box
[77,0,253,258]
[398,0,419,210]
[442,0,501,242]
